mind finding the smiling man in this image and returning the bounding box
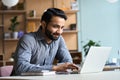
[11,8,79,76]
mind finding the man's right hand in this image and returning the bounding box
[52,62,79,72]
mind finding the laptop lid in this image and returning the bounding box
[80,46,112,74]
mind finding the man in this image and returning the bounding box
[11,8,79,76]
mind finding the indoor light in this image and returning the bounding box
[2,0,19,9]
[107,0,118,3]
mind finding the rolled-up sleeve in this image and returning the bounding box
[55,36,73,63]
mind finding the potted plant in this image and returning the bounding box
[8,16,19,39]
[83,40,101,57]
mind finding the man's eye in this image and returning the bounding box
[53,25,59,28]
[52,24,64,29]
[61,26,64,29]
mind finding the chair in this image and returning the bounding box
[0,65,13,77]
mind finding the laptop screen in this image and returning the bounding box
[80,46,112,73]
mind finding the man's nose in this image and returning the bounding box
[57,28,63,34]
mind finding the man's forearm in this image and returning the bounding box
[15,61,53,75]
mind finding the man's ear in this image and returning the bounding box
[41,21,46,29]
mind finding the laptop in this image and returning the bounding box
[21,46,112,75]
[80,46,112,74]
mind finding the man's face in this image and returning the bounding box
[45,16,66,40]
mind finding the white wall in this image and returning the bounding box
[78,0,120,59]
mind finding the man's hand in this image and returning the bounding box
[52,62,79,72]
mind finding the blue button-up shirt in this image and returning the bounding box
[12,28,73,75]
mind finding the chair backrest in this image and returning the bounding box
[0,65,13,77]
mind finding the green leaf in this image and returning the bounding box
[8,16,20,32]
[83,40,101,56]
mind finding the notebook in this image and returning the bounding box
[80,46,112,74]
[21,70,56,76]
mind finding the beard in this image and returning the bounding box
[45,27,60,41]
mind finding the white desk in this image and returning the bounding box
[0,71,120,80]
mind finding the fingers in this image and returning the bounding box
[62,63,79,71]
[54,62,80,72]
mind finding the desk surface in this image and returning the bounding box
[0,71,120,80]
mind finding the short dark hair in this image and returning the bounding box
[41,8,67,24]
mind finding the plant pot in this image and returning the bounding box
[11,32,18,39]
[4,32,11,39]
